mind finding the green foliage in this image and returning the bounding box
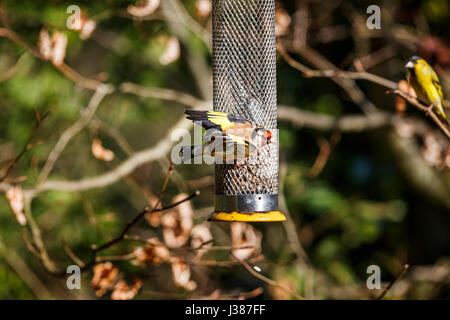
[0,0,448,300]
[422,0,449,22]
[0,264,33,300]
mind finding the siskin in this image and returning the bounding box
[405,56,447,120]
[181,109,272,162]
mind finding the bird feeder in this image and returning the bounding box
[210,0,285,222]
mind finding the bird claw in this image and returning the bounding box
[426,104,434,117]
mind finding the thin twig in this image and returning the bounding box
[278,162,310,264]
[93,191,199,253]
[152,161,175,211]
[279,42,378,115]
[215,287,264,300]
[141,287,263,300]
[161,0,212,100]
[22,190,200,277]
[278,105,393,132]
[61,239,86,268]
[14,107,196,196]
[308,132,341,178]
[37,86,110,184]
[21,231,41,259]
[0,110,49,182]
[279,43,397,90]
[123,234,150,243]
[91,118,135,156]
[96,252,138,263]
[278,43,450,140]
[391,90,450,140]
[175,242,254,252]
[23,196,60,275]
[0,27,43,58]
[0,54,21,82]
[0,27,113,92]
[143,161,174,227]
[192,255,263,267]
[0,235,52,298]
[119,82,206,107]
[231,252,304,300]
[55,63,112,92]
[378,264,410,300]
[78,190,200,272]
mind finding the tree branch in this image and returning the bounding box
[0,27,114,92]
[119,82,207,107]
[231,252,304,300]
[392,90,450,139]
[37,86,110,185]
[378,264,410,300]
[278,43,450,140]
[30,110,194,195]
[0,110,49,182]
[83,190,200,271]
[279,105,393,132]
[279,42,379,115]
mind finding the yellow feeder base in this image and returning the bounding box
[209,211,286,222]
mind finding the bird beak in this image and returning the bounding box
[405,61,414,69]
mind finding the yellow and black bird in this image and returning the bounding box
[405,56,447,120]
[182,109,272,162]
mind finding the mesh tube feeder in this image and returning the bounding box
[210,0,285,222]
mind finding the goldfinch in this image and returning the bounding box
[405,56,447,120]
[181,109,272,162]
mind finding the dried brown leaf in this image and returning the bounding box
[111,278,142,300]
[38,28,52,60]
[162,193,193,248]
[91,262,119,297]
[421,132,444,166]
[6,186,26,226]
[231,222,262,260]
[50,32,67,66]
[191,223,213,249]
[171,258,197,291]
[91,138,115,162]
[159,36,180,65]
[195,0,212,19]
[132,238,171,267]
[127,0,160,17]
[80,19,96,40]
[275,2,291,37]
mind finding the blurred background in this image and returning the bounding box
[0,0,449,299]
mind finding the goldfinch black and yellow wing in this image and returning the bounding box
[184,109,253,132]
[182,132,256,162]
[431,75,444,105]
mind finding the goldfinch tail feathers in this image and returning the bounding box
[438,107,447,120]
[438,109,448,125]
[434,103,448,121]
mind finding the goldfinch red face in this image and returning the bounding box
[253,128,272,146]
